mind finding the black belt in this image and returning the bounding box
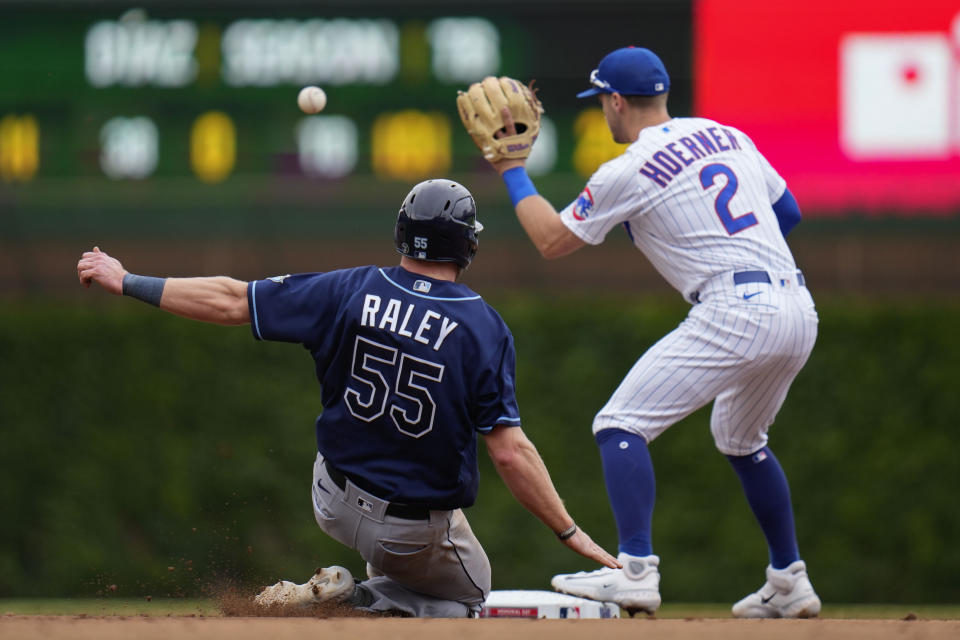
[733,270,805,287]
[324,459,430,521]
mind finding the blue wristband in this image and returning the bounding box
[502,166,538,207]
[122,273,166,307]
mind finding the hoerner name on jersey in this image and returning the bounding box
[360,294,458,351]
[639,125,742,188]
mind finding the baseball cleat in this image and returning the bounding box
[551,553,661,616]
[732,560,821,618]
[254,565,355,608]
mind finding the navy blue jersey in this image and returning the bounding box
[247,265,521,509]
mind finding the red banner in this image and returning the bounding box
[694,0,960,215]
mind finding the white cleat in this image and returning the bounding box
[732,560,821,618]
[254,565,355,608]
[551,553,661,616]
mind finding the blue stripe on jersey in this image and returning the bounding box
[250,281,264,340]
[478,417,523,433]
[378,268,482,301]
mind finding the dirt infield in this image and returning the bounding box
[3,616,959,640]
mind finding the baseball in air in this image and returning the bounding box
[297,86,327,114]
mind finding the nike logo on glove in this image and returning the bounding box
[742,291,763,300]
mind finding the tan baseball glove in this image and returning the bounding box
[457,76,544,163]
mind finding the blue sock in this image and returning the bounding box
[726,447,800,569]
[595,429,655,557]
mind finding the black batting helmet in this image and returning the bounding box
[394,179,483,269]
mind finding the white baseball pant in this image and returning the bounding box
[593,270,818,456]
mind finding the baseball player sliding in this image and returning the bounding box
[76,179,618,618]
[458,47,821,618]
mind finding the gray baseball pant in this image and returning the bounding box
[310,453,491,617]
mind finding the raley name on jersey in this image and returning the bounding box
[639,126,743,188]
[360,294,459,351]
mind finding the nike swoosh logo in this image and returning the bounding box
[601,583,615,589]
[761,593,776,604]
[743,291,763,300]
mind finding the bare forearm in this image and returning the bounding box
[493,162,585,259]
[491,437,574,534]
[160,277,250,325]
[514,195,583,259]
[78,248,250,325]
[484,426,619,569]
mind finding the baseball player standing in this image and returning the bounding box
[76,179,618,618]
[459,48,821,617]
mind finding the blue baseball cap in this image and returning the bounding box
[576,47,670,98]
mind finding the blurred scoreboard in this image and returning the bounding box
[0,1,691,235]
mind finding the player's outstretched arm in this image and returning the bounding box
[513,194,585,259]
[158,277,250,325]
[483,425,620,569]
[487,159,585,259]
[491,111,585,260]
[77,247,250,326]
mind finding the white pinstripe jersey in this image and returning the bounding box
[559,117,797,302]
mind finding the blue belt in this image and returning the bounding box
[733,270,805,287]
[692,270,806,303]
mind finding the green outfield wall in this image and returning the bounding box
[1,295,957,603]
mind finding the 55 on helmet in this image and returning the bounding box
[394,179,484,269]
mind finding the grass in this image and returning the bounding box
[0,598,220,617]
[2,600,959,619]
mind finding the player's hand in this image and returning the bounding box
[77,246,128,295]
[561,527,621,569]
[491,107,527,176]
[456,76,541,171]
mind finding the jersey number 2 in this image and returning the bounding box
[699,163,757,235]
[343,336,445,439]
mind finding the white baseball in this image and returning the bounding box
[297,86,327,114]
